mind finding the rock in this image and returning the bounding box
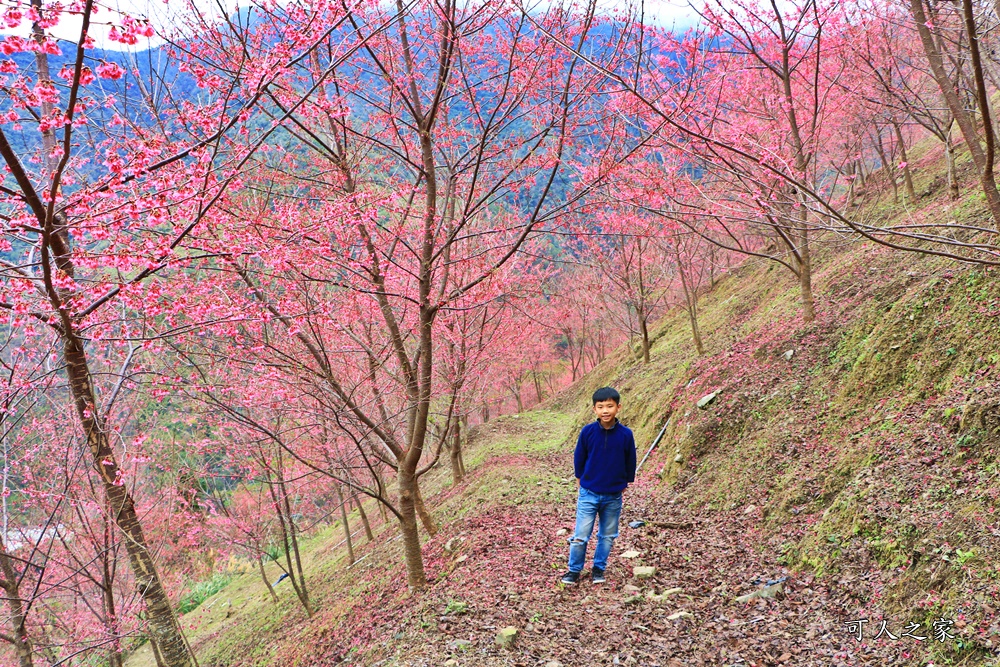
[666,610,693,620]
[455,554,467,563]
[647,588,683,603]
[623,594,644,605]
[758,581,785,599]
[620,550,641,559]
[444,661,458,666]
[545,662,564,667]
[696,392,717,409]
[448,639,473,650]
[673,453,683,463]
[633,566,656,579]
[623,584,641,593]
[735,581,785,603]
[743,505,756,515]
[444,537,459,553]
[495,626,518,648]
[783,349,794,360]
[556,528,568,536]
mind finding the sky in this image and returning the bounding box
[0,0,701,50]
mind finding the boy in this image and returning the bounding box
[560,386,637,585]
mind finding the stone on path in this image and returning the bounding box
[620,550,640,559]
[623,584,641,593]
[647,587,684,603]
[545,662,564,667]
[697,392,717,409]
[556,528,568,536]
[633,566,656,578]
[735,581,785,603]
[495,626,519,648]
[783,349,795,361]
[667,610,693,620]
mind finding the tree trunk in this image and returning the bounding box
[892,122,916,200]
[335,484,355,566]
[412,480,437,536]
[258,555,279,602]
[910,0,1000,226]
[397,470,427,589]
[0,549,33,667]
[638,314,651,363]
[150,636,166,667]
[874,131,898,203]
[352,492,374,542]
[945,128,960,200]
[450,416,464,485]
[62,335,193,667]
[675,247,705,356]
[102,515,124,667]
[377,496,388,525]
[688,304,705,356]
[798,217,815,322]
[267,472,311,616]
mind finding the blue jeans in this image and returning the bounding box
[568,486,622,573]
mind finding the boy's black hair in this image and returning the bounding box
[592,386,621,405]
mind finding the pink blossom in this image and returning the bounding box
[96,61,125,80]
[1,36,27,55]
[3,8,22,28]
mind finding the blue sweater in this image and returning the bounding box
[574,419,637,494]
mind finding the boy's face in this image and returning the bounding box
[593,399,620,426]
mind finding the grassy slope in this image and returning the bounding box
[125,410,579,667]
[128,134,1000,666]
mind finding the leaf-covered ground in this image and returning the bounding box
[286,445,950,667]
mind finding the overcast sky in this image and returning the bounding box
[2,0,701,51]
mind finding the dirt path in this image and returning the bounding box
[384,455,933,667]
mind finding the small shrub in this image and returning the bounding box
[177,572,234,615]
[444,599,469,615]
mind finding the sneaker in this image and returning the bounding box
[560,571,581,585]
[591,568,606,584]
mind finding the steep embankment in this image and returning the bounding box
[542,144,1000,663]
[129,136,1000,666]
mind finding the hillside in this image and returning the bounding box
[126,136,1000,667]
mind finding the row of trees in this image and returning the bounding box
[5,0,1000,664]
